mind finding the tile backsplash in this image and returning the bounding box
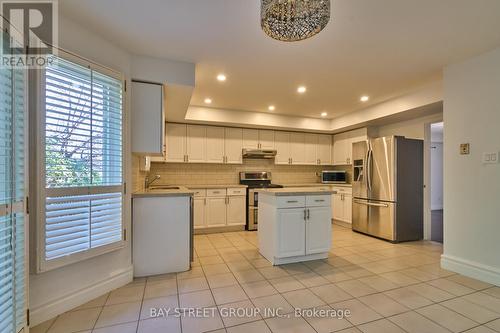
[132,156,352,192]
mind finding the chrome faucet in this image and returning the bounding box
[145,174,161,190]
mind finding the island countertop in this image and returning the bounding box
[257,188,336,196]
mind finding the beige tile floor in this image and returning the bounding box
[33,224,500,333]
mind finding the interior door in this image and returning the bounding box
[368,137,396,202]
[306,207,332,254]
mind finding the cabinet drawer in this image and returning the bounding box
[206,188,227,197]
[332,187,352,194]
[191,189,206,197]
[276,196,306,208]
[227,188,246,196]
[306,195,331,207]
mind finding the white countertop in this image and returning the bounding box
[281,183,352,188]
[132,186,194,198]
[258,188,336,196]
[187,184,248,189]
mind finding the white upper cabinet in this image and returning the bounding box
[304,133,319,165]
[242,129,259,149]
[317,134,332,165]
[275,131,291,165]
[131,81,164,155]
[243,129,275,149]
[165,123,186,163]
[333,128,368,165]
[186,125,206,163]
[290,132,306,165]
[224,128,243,164]
[259,130,275,149]
[206,126,225,163]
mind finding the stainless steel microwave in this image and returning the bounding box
[321,170,347,184]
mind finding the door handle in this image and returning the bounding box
[354,199,389,208]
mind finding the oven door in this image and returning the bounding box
[248,206,258,231]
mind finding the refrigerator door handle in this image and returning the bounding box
[354,199,389,208]
[367,149,373,191]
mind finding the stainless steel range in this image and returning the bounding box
[240,171,283,231]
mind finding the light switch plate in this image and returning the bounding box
[482,152,499,164]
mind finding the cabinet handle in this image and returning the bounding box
[204,198,206,205]
[314,199,325,202]
[287,200,298,203]
[307,209,310,220]
[304,209,307,221]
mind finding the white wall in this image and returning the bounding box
[431,142,443,210]
[442,46,500,285]
[29,16,134,325]
[375,113,443,139]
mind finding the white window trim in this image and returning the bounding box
[35,49,126,273]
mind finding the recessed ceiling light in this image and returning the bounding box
[217,74,226,82]
[360,95,370,102]
[204,98,212,104]
[297,86,307,94]
[321,112,328,117]
[268,105,275,111]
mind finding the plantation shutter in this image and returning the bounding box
[0,30,27,333]
[41,55,124,271]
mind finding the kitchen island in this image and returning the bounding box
[257,189,335,265]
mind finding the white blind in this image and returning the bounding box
[0,31,26,333]
[43,56,124,267]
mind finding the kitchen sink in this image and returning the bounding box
[148,186,181,191]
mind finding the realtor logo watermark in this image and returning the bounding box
[1,0,57,68]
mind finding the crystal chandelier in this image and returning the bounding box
[261,0,331,42]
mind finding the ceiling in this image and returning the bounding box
[60,0,500,119]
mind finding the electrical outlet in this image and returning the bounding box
[460,143,470,155]
[482,152,499,164]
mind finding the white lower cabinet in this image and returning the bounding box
[206,197,227,227]
[332,187,352,223]
[227,196,246,226]
[259,193,332,265]
[193,198,206,228]
[276,208,307,258]
[192,187,246,229]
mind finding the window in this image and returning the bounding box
[0,30,27,332]
[38,53,124,271]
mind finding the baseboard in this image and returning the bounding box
[30,265,133,326]
[441,254,500,286]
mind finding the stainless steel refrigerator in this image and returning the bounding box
[352,136,423,242]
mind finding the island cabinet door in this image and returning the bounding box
[306,206,332,254]
[276,208,306,258]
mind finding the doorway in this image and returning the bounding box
[429,122,444,242]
